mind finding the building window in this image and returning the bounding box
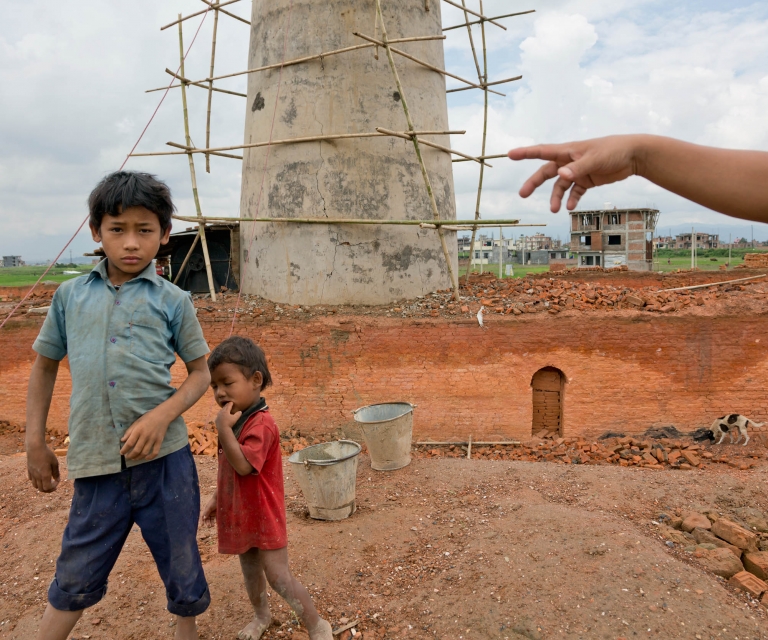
[608,235,621,245]
[483,252,489,259]
[608,213,621,225]
[582,256,594,266]
[474,251,480,259]
[550,252,556,259]
[581,214,593,227]
[596,256,601,266]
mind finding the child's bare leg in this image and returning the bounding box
[238,548,272,640]
[260,547,332,640]
[175,615,198,640]
[35,604,83,640]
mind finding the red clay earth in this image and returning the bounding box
[2,450,768,639]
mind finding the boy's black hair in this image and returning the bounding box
[208,336,272,390]
[88,171,175,232]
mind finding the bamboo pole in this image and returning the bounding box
[178,17,217,302]
[157,69,246,97]
[453,153,508,163]
[131,129,465,157]
[205,5,220,173]
[446,74,521,94]
[442,9,535,31]
[160,0,240,30]
[420,223,543,230]
[376,127,490,166]
[166,141,243,160]
[173,214,529,226]
[460,0,482,80]
[374,0,460,302]
[658,273,767,293]
[441,0,506,30]
[146,36,446,91]
[465,0,490,285]
[198,0,250,25]
[354,32,503,96]
[467,433,472,459]
[172,231,201,285]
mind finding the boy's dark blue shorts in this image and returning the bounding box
[48,445,210,616]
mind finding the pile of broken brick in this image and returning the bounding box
[413,436,757,471]
[658,509,768,604]
[459,275,765,316]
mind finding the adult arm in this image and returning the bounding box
[120,355,211,460]
[26,354,61,492]
[508,134,768,222]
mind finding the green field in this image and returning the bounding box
[0,265,86,288]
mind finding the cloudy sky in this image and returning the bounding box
[2,0,768,261]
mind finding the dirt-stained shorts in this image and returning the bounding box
[48,445,210,616]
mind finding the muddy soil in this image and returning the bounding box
[2,451,768,640]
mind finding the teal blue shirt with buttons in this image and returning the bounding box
[32,259,210,479]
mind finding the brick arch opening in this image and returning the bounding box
[531,367,565,437]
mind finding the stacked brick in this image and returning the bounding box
[744,253,768,268]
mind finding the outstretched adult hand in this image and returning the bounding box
[508,135,640,212]
[508,134,768,224]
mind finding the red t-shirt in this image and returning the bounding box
[216,408,287,554]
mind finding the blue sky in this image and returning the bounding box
[1,0,768,261]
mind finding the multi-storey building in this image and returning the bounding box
[569,208,659,270]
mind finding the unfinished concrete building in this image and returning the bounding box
[570,208,659,270]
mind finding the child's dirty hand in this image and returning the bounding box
[26,444,60,492]
[120,410,170,460]
[215,402,242,432]
[202,492,217,527]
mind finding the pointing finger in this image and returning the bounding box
[519,161,560,199]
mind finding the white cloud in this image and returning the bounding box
[1,0,768,261]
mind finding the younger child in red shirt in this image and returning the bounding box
[203,337,332,640]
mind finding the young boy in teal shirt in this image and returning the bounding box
[26,171,211,640]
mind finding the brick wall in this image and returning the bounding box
[2,312,767,441]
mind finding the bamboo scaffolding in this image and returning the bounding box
[178,17,217,302]
[173,214,529,226]
[375,127,490,166]
[147,36,446,91]
[160,0,240,31]
[353,32,503,96]
[442,9,535,31]
[453,153,508,163]
[446,74,521,94]
[156,69,246,97]
[172,231,201,285]
[465,0,490,285]
[198,0,250,25]
[130,129,465,157]
[441,0,506,30]
[374,0,460,302]
[166,141,243,160]
[205,4,220,173]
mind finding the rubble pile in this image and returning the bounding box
[414,435,759,471]
[657,507,768,603]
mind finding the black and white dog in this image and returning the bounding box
[710,414,765,446]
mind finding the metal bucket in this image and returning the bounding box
[288,440,361,521]
[353,402,415,471]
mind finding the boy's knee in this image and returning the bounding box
[264,566,292,596]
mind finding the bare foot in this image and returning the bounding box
[307,618,333,640]
[237,614,272,640]
[175,615,198,640]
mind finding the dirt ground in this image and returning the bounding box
[2,445,768,640]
